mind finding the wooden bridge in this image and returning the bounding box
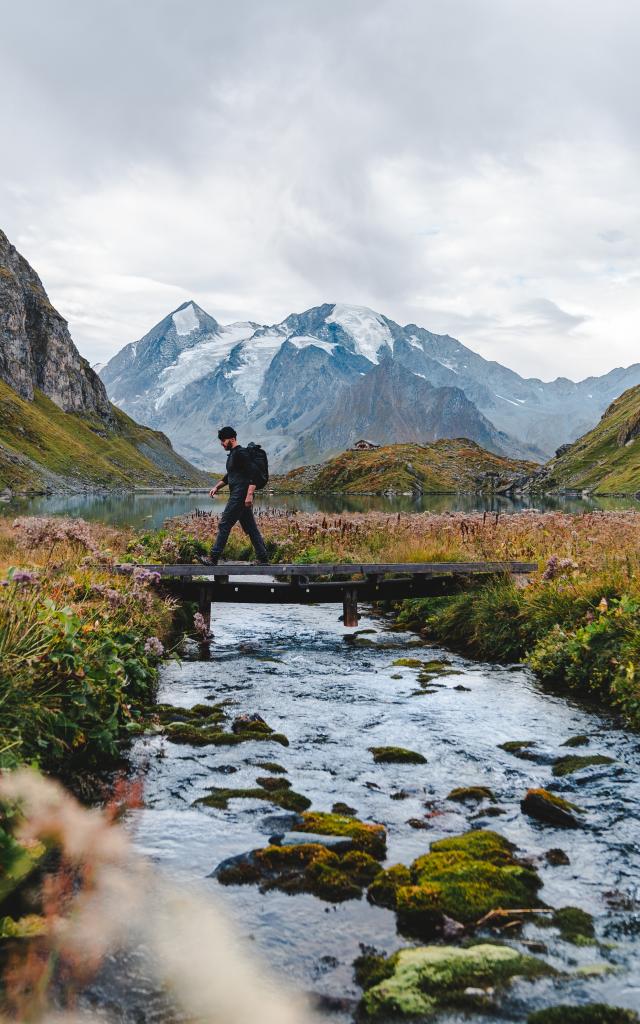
[127,561,536,643]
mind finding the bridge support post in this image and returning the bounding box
[197,589,212,659]
[342,587,359,627]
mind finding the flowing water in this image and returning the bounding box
[126,594,640,1021]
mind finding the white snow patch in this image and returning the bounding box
[495,393,520,407]
[130,343,137,359]
[172,303,199,336]
[434,358,458,374]
[227,329,287,407]
[326,304,392,363]
[155,322,256,409]
[289,334,337,356]
[408,335,422,350]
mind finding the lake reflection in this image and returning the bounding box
[2,488,639,528]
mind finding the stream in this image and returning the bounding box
[120,591,640,1021]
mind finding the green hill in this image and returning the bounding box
[0,379,209,494]
[541,385,640,496]
[271,439,536,495]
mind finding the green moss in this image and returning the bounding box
[447,786,495,803]
[354,953,395,991]
[0,914,47,939]
[369,746,427,764]
[195,784,310,813]
[538,906,596,945]
[360,943,556,1018]
[294,811,387,859]
[525,788,581,812]
[254,762,287,774]
[528,1006,639,1024]
[499,740,536,753]
[166,724,289,747]
[217,842,380,903]
[392,658,425,668]
[552,754,614,777]
[367,830,542,936]
[255,776,291,792]
[562,734,590,747]
[0,828,47,904]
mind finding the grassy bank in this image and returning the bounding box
[157,507,640,727]
[0,516,179,776]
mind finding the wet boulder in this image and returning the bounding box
[552,754,615,777]
[367,830,543,938]
[357,943,556,1018]
[528,1005,638,1024]
[369,746,427,765]
[291,811,387,859]
[521,788,584,828]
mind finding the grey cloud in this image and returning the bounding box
[2,0,640,378]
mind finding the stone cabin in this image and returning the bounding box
[350,439,381,451]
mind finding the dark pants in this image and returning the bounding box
[211,487,268,560]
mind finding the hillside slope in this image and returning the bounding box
[0,229,208,494]
[0,380,210,494]
[271,440,536,495]
[537,385,640,496]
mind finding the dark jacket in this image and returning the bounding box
[221,445,257,490]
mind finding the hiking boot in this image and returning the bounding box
[197,555,219,566]
[253,557,270,565]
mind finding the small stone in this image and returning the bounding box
[332,802,357,816]
[407,818,430,830]
[521,788,583,828]
[546,848,571,866]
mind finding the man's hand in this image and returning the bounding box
[209,483,222,499]
[245,485,256,507]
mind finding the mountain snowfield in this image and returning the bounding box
[100,300,640,472]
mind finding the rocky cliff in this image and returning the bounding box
[0,230,208,493]
[0,230,112,421]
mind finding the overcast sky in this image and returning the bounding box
[2,0,639,379]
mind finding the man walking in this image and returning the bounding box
[202,426,269,565]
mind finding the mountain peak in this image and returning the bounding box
[326,303,393,363]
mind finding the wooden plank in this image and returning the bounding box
[342,587,359,626]
[163,574,490,604]
[119,560,537,578]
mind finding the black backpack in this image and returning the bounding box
[245,442,269,489]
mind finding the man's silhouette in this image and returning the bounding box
[204,426,269,565]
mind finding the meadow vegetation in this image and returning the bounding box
[159,507,640,726]
[0,516,177,774]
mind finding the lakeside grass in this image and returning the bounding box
[157,507,640,727]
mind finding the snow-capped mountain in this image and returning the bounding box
[100,300,640,471]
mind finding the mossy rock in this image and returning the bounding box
[539,906,595,945]
[499,740,537,754]
[166,724,289,747]
[256,776,291,792]
[447,786,495,803]
[354,952,395,991]
[521,788,583,828]
[545,848,570,866]
[332,801,357,816]
[367,830,543,936]
[528,1006,638,1024]
[552,754,614,777]
[155,702,226,726]
[253,761,287,774]
[216,842,380,902]
[561,734,590,748]
[359,943,556,1018]
[294,811,387,859]
[194,782,310,813]
[392,658,425,668]
[370,746,427,765]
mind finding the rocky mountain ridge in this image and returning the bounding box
[101,299,640,472]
